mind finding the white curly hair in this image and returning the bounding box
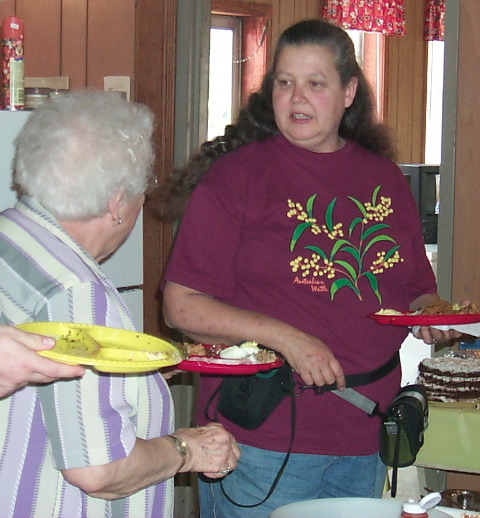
[13,89,155,221]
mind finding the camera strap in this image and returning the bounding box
[219,365,296,508]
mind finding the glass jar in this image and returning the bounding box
[49,88,69,99]
[24,87,50,110]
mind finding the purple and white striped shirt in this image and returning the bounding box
[0,196,174,517]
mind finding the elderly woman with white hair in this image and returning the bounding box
[0,90,239,518]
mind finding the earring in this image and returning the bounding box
[118,219,122,225]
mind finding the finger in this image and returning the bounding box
[33,356,85,379]
[299,370,315,387]
[417,326,434,344]
[331,361,346,390]
[319,365,337,386]
[203,471,227,479]
[4,326,56,351]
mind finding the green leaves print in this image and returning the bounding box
[287,186,403,302]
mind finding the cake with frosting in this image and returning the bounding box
[417,356,480,402]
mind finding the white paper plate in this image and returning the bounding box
[270,498,453,518]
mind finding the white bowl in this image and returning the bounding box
[269,497,454,518]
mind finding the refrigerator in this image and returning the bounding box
[0,110,144,330]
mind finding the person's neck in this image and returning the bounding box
[59,216,109,261]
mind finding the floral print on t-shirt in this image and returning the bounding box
[287,185,404,303]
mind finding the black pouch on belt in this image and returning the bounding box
[213,363,293,430]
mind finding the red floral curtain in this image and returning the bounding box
[424,0,445,41]
[322,1,406,36]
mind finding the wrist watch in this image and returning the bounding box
[166,434,188,469]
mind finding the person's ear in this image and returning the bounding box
[108,191,123,225]
[344,77,358,108]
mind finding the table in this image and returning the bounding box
[416,405,480,473]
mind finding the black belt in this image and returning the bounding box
[297,351,400,395]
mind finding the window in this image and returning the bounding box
[208,15,242,140]
[425,40,444,164]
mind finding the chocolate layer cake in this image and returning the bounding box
[417,357,480,402]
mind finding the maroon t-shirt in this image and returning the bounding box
[162,135,436,455]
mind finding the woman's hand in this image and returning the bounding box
[63,422,241,500]
[160,366,183,380]
[175,422,241,479]
[413,326,462,346]
[410,294,467,345]
[0,325,85,397]
[278,333,346,390]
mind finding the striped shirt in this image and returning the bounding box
[0,196,174,518]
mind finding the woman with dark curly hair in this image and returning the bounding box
[162,19,455,517]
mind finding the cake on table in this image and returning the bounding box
[417,355,480,403]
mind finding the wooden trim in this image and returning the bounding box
[451,0,480,305]
[241,16,269,105]
[135,0,177,337]
[363,33,385,121]
[62,0,88,88]
[212,0,271,18]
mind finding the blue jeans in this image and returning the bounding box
[198,444,386,518]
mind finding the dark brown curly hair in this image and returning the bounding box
[163,19,396,220]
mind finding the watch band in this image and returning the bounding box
[166,434,188,470]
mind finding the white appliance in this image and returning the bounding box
[0,111,144,330]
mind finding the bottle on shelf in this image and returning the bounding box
[1,16,24,110]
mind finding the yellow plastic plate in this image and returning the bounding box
[16,322,185,373]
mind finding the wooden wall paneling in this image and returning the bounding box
[409,1,428,163]
[293,0,320,22]
[383,0,427,164]
[269,0,280,52]
[294,0,308,20]
[62,0,88,89]
[307,0,323,19]
[0,1,16,21]
[451,0,480,304]
[395,37,415,162]
[384,36,400,150]
[278,0,293,34]
[15,0,62,77]
[86,0,135,90]
[135,0,177,337]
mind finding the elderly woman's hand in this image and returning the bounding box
[174,422,241,478]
